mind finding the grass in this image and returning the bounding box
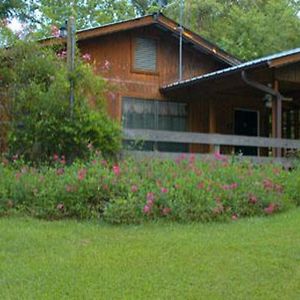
[1,211,300,300]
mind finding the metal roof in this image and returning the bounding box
[163,47,300,91]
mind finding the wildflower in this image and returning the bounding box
[12,154,18,162]
[131,185,138,193]
[82,53,92,62]
[60,155,66,165]
[222,183,238,190]
[162,207,171,216]
[56,203,65,211]
[248,194,258,204]
[231,213,238,221]
[56,168,65,176]
[189,154,196,165]
[197,182,205,189]
[274,184,283,194]
[161,187,168,194]
[113,165,120,176]
[147,192,155,202]
[214,151,227,162]
[53,154,59,161]
[102,59,111,71]
[101,160,108,167]
[57,50,67,59]
[15,172,22,180]
[264,203,277,215]
[77,168,87,181]
[143,205,151,214]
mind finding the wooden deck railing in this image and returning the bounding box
[123,129,300,156]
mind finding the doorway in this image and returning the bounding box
[234,109,259,156]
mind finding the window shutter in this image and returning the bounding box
[134,38,157,72]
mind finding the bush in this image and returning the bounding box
[0,153,299,223]
[0,41,121,163]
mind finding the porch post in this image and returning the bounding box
[209,98,217,153]
[272,80,282,157]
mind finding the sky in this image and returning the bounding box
[7,18,23,32]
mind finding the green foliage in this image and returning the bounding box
[0,41,121,163]
[171,0,300,60]
[1,154,299,223]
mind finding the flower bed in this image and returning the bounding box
[0,153,299,223]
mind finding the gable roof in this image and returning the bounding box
[162,47,300,92]
[42,13,240,66]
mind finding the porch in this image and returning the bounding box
[123,49,300,159]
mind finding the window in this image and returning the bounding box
[122,97,188,152]
[133,37,157,72]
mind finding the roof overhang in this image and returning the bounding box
[41,13,240,66]
[161,48,300,95]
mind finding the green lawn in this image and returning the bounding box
[1,211,300,300]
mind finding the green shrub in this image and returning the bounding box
[1,153,299,223]
[0,41,121,163]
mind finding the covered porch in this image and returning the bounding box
[155,48,300,158]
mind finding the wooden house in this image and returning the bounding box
[7,13,300,158]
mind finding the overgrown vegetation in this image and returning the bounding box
[0,41,121,163]
[1,153,299,224]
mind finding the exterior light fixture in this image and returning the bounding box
[263,94,272,108]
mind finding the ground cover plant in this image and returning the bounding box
[1,152,299,224]
[1,209,300,299]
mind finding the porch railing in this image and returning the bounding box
[123,129,300,160]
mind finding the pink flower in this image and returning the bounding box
[87,143,93,151]
[15,172,22,180]
[113,165,120,176]
[82,53,91,62]
[264,203,277,215]
[60,155,66,165]
[101,59,111,71]
[222,182,238,190]
[248,194,258,204]
[143,205,151,214]
[77,168,87,181]
[197,182,205,189]
[161,187,168,194]
[131,185,138,193]
[231,213,238,221]
[189,154,196,165]
[214,151,227,162]
[101,160,108,167]
[147,192,155,202]
[162,207,171,216]
[53,154,59,161]
[56,168,65,176]
[57,50,67,59]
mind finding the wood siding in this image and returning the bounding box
[78,25,225,122]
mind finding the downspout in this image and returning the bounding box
[241,70,283,157]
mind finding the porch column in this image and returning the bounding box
[209,98,218,153]
[272,80,282,157]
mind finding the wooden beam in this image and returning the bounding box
[209,98,217,153]
[124,129,300,149]
[275,80,282,157]
[269,53,300,68]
